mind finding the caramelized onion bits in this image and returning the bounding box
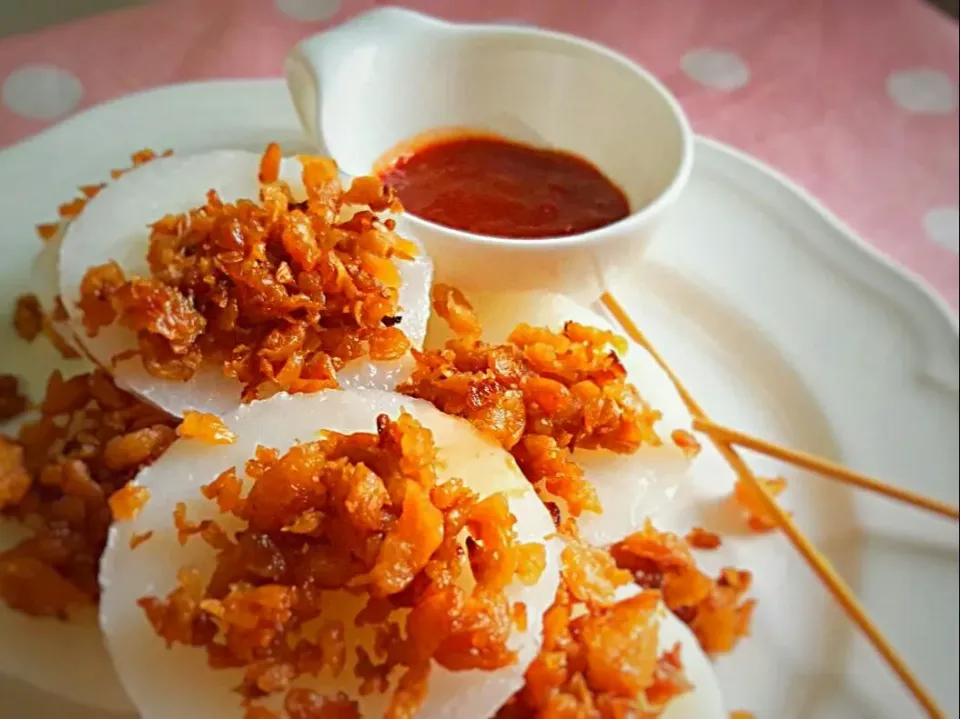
[62,145,432,417]
[0,369,174,712]
[13,294,44,343]
[178,411,237,445]
[685,527,721,550]
[0,375,29,422]
[403,286,653,518]
[109,485,151,522]
[32,149,169,243]
[0,369,176,615]
[403,287,697,545]
[732,475,788,533]
[16,288,82,361]
[24,151,172,362]
[28,236,86,360]
[99,389,561,719]
[611,521,755,656]
[495,538,728,718]
[0,435,31,509]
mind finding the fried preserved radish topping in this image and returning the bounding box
[732,475,788,533]
[497,540,690,718]
[242,690,362,719]
[20,150,171,362]
[109,485,151,521]
[401,285,696,520]
[0,374,29,422]
[612,522,755,655]
[13,293,81,360]
[685,526,721,550]
[0,435,31,509]
[140,412,545,716]
[178,411,237,445]
[13,294,43,342]
[77,145,419,402]
[34,149,172,242]
[0,370,176,617]
[129,530,154,550]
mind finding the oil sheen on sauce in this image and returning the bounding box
[378,133,630,239]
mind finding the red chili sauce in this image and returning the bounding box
[378,134,630,239]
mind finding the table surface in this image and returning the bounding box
[0,0,957,310]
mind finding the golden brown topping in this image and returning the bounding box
[33,149,170,243]
[431,284,481,339]
[243,707,277,719]
[0,555,92,617]
[0,369,177,616]
[77,144,418,401]
[202,468,245,514]
[259,142,282,184]
[685,527,721,550]
[402,286,682,520]
[358,479,443,596]
[110,148,173,181]
[670,428,702,458]
[580,591,661,695]
[611,522,755,655]
[103,425,176,471]
[178,411,237,445]
[0,375,29,422]
[561,539,633,607]
[287,691,360,719]
[733,475,788,532]
[58,198,87,219]
[13,273,75,359]
[35,222,60,242]
[386,663,430,719]
[0,436,31,509]
[45,328,82,360]
[141,412,540,715]
[515,542,547,586]
[498,562,690,718]
[139,567,214,647]
[109,485,150,521]
[512,434,601,518]
[13,294,43,342]
[511,602,529,632]
[129,530,154,549]
[18,295,84,360]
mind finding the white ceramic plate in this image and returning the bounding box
[0,80,956,719]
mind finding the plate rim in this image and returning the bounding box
[693,136,959,394]
[695,136,959,339]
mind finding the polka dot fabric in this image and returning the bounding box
[0,0,957,307]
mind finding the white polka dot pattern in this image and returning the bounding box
[681,48,750,91]
[924,206,959,254]
[886,69,958,115]
[2,65,83,120]
[275,0,341,22]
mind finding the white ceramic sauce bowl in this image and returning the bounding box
[286,7,694,298]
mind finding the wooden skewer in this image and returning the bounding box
[599,291,946,719]
[691,417,960,521]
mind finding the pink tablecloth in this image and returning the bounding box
[1,0,957,309]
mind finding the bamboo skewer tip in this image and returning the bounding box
[690,417,959,521]
[599,291,945,719]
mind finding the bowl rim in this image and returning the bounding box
[373,14,696,250]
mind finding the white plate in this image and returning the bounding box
[0,80,957,719]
